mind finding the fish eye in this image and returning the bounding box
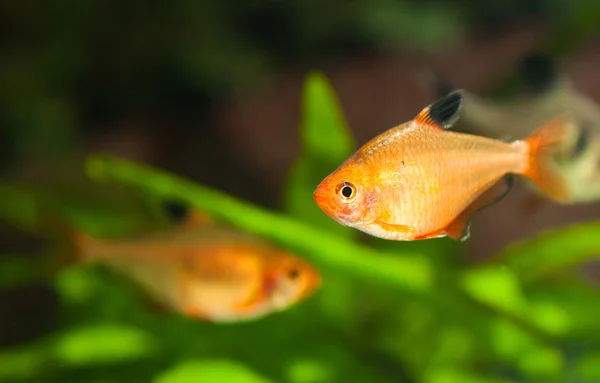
[336,181,356,201]
[287,268,300,280]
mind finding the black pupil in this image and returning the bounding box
[341,185,353,198]
[288,268,300,280]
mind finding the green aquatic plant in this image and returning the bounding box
[1,72,600,383]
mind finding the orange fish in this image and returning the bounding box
[313,90,574,241]
[64,208,321,323]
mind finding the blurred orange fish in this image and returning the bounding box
[64,208,321,323]
[313,90,574,241]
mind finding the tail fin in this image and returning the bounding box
[39,210,93,276]
[522,115,575,204]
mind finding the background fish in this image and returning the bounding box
[313,90,574,242]
[427,51,600,203]
[52,203,322,323]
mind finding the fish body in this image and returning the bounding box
[71,218,321,323]
[313,90,573,241]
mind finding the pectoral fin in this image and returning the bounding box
[444,175,514,241]
[374,220,419,236]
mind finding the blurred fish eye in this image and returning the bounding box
[287,268,300,280]
[336,181,356,202]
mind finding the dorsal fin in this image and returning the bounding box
[162,199,213,229]
[414,90,464,130]
[162,199,190,224]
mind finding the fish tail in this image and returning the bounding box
[40,211,95,276]
[67,227,93,263]
[521,115,574,204]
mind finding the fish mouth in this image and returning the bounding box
[308,272,322,295]
[314,188,355,226]
[270,290,290,310]
[313,186,330,213]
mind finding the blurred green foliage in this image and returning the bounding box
[2,72,600,383]
[283,72,356,239]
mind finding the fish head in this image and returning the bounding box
[264,251,321,311]
[313,162,379,227]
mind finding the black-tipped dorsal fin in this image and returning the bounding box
[162,199,213,229]
[414,89,464,130]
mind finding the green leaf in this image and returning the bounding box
[425,368,516,383]
[53,324,157,366]
[298,71,355,166]
[54,265,103,304]
[575,353,600,381]
[286,358,332,383]
[427,325,477,368]
[0,254,46,287]
[154,359,274,383]
[525,280,600,338]
[490,221,600,282]
[490,319,564,379]
[525,297,571,337]
[282,71,355,238]
[0,180,162,239]
[459,266,528,318]
[0,342,51,381]
[0,183,49,235]
[85,155,434,294]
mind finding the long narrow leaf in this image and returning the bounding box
[85,155,433,294]
[487,221,600,281]
[282,71,356,238]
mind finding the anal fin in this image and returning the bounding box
[182,303,211,320]
[413,230,448,240]
[444,175,514,241]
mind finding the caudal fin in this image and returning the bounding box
[522,115,575,204]
[40,210,94,275]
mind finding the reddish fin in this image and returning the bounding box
[233,288,266,313]
[414,90,464,130]
[522,115,574,204]
[182,304,211,320]
[443,176,514,241]
[414,230,448,240]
